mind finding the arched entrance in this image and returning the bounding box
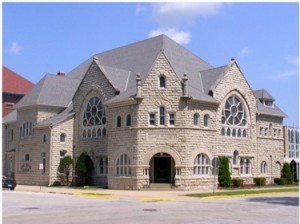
[150,153,175,184]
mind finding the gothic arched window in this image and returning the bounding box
[221,95,248,138]
[82,96,106,138]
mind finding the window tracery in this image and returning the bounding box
[82,96,106,139]
[221,95,248,138]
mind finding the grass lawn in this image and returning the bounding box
[185,186,299,198]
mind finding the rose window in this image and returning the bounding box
[82,96,106,138]
[221,95,247,137]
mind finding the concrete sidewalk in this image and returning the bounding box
[13,184,299,202]
[14,185,215,201]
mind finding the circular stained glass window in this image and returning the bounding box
[222,95,247,126]
[83,96,105,127]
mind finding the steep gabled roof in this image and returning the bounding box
[2,109,17,124]
[15,74,81,109]
[254,89,286,118]
[35,103,74,128]
[2,66,34,94]
[254,89,275,101]
[200,65,228,94]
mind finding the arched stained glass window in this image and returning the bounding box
[221,95,248,138]
[82,96,106,139]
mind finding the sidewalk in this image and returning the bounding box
[14,185,215,202]
[14,184,299,202]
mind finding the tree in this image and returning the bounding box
[218,156,231,187]
[75,152,94,186]
[58,156,73,186]
[281,162,293,184]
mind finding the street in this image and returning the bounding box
[2,190,299,224]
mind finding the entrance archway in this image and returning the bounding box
[150,153,175,184]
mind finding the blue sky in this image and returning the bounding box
[2,2,299,125]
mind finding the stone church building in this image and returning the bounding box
[3,35,286,190]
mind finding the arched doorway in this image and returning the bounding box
[150,153,175,184]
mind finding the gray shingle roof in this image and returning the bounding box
[14,74,81,109]
[35,103,74,128]
[12,34,286,121]
[254,89,286,117]
[200,65,228,94]
[254,89,275,101]
[2,110,17,124]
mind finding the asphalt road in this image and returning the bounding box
[2,190,299,224]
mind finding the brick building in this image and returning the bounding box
[2,35,287,189]
[2,66,34,117]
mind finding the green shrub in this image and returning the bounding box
[58,156,73,186]
[274,178,288,185]
[52,181,62,186]
[232,178,244,187]
[281,163,293,184]
[75,152,94,186]
[218,157,231,187]
[253,177,266,186]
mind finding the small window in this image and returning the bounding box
[169,113,175,126]
[193,154,210,175]
[117,116,122,127]
[265,101,273,107]
[204,114,210,127]
[60,151,66,160]
[126,114,131,127]
[10,129,14,141]
[193,113,200,126]
[233,151,239,165]
[149,113,156,126]
[99,157,108,175]
[42,153,46,173]
[43,134,47,143]
[260,127,264,136]
[60,133,66,142]
[269,123,272,136]
[261,161,267,174]
[116,154,131,176]
[159,75,166,88]
[25,154,30,162]
[159,107,165,125]
[240,158,251,174]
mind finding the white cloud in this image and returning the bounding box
[135,4,147,15]
[271,70,299,80]
[151,2,224,27]
[155,2,223,16]
[287,56,299,65]
[148,28,191,45]
[8,42,22,55]
[240,47,249,56]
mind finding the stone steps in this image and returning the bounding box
[147,183,173,190]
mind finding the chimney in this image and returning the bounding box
[57,72,65,76]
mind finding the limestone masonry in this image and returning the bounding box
[3,35,286,190]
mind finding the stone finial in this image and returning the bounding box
[182,73,188,97]
[93,56,99,61]
[136,73,142,98]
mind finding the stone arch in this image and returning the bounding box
[142,146,182,167]
[218,89,252,122]
[111,149,134,167]
[189,147,214,167]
